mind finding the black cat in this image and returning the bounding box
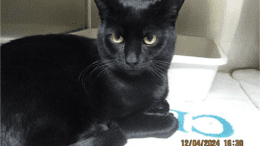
[1,0,185,145]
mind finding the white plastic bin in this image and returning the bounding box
[167,35,227,103]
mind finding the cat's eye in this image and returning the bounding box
[144,34,157,45]
[111,33,124,44]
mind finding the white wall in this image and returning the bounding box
[176,0,259,73]
[1,0,259,72]
[1,0,85,27]
[1,0,86,37]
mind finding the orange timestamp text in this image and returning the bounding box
[181,139,243,146]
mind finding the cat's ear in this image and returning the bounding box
[149,0,185,27]
[166,0,185,25]
[94,0,118,21]
[93,0,108,20]
[146,0,184,27]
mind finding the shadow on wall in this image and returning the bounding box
[218,0,259,72]
[176,0,214,38]
[176,0,259,73]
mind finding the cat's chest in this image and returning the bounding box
[107,78,159,107]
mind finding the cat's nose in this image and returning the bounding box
[125,53,139,67]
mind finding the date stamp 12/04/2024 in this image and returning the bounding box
[181,139,243,146]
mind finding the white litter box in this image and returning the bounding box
[167,35,227,102]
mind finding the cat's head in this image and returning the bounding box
[94,0,184,76]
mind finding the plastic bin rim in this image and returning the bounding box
[171,37,228,66]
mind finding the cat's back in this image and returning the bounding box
[1,34,98,102]
[1,34,97,64]
[1,34,101,145]
[2,34,97,75]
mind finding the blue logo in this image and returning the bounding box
[170,109,234,138]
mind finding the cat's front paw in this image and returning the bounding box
[154,112,179,138]
[144,100,170,116]
[141,112,179,138]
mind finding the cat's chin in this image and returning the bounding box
[125,69,143,76]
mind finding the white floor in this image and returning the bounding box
[127,70,260,146]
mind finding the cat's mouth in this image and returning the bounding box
[114,62,147,75]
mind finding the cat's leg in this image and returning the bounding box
[70,122,127,146]
[20,116,126,146]
[118,112,179,139]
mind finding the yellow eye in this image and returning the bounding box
[111,33,123,44]
[144,34,157,45]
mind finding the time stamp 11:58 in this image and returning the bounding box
[181,139,243,146]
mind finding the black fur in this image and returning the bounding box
[1,0,185,145]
